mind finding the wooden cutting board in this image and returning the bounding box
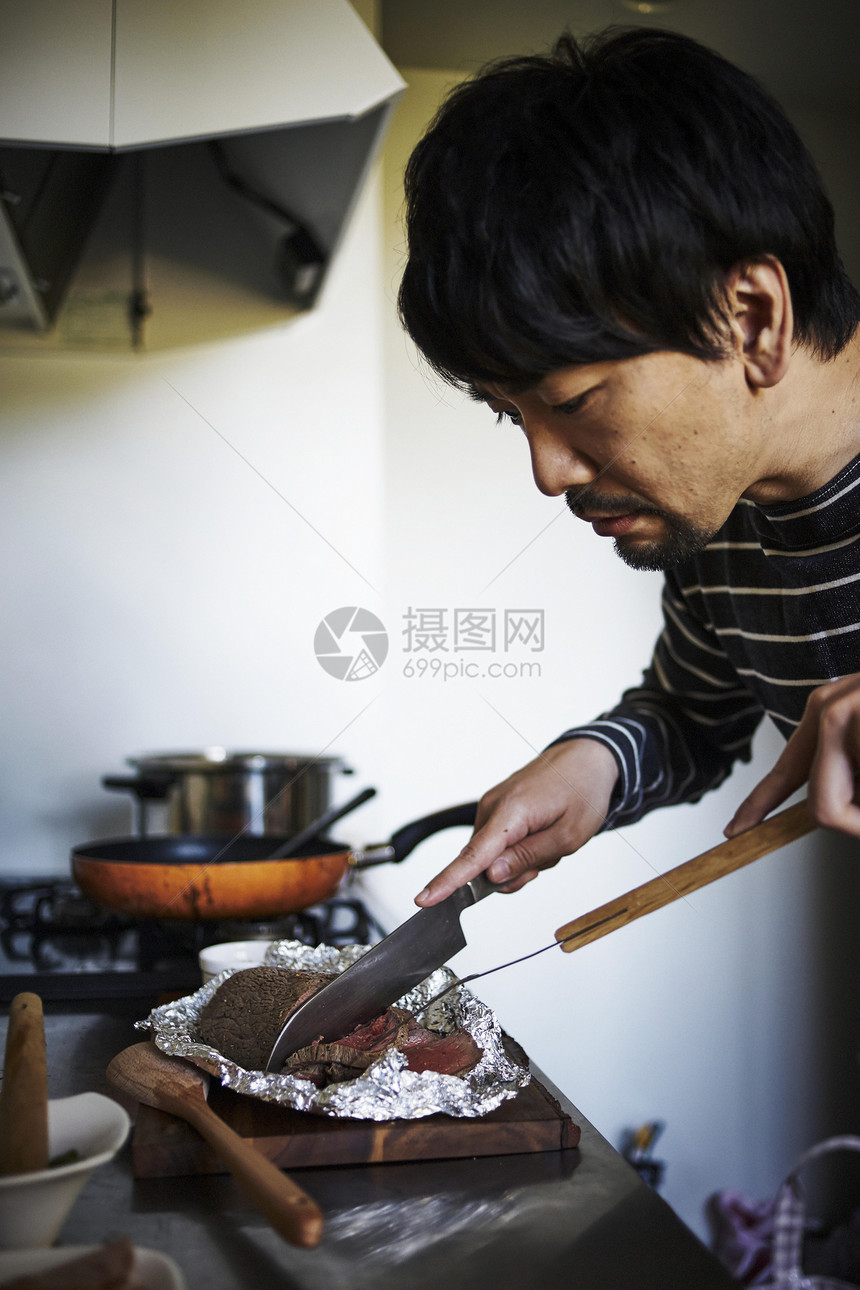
[129,1038,579,1177]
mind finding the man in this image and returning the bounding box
[395,28,860,909]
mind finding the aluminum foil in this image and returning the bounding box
[136,939,530,1120]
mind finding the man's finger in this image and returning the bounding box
[724,775,788,837]
[493,870,540,894]
[807,717,860,832]
[724,760,809,836]
[724,711,819,836]
[413,818,528,906]
[485,834,560,884]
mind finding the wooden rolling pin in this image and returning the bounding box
[555,800,814,951]
[0,992,49,1175]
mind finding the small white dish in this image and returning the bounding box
[0,1093,130,1249]
[198,939,274,983]
[0,1243,184,1289]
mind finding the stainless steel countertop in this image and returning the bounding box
[2,1003,739,1290]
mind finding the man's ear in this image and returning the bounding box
[726,257,794,389]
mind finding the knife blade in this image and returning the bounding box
[266,873,498,1072]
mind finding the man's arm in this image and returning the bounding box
[416,576,764,907]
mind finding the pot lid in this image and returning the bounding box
[128,749,348,773]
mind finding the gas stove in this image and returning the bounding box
[0,875,385,1008]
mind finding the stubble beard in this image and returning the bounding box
[565,487,718,572]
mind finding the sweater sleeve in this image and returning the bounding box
[551,571,765,828]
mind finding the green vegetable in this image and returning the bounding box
[48,1147,82,1168]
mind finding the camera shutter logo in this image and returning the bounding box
[314,607,389,681]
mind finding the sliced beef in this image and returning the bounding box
[282,1004,483,1086]
[397,1024,484,1076]
[282,1006,413,1084]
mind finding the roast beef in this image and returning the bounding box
[198,966,336,1071]
[198,966,484,1086]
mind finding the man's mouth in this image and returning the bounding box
[585,513,641,538]
[566,487,674,543]
[566,487,719,572]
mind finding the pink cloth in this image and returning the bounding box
[709,1190,775,1285]
[710,1136,860,1289]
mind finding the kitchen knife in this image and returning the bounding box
[266,872,497,1072]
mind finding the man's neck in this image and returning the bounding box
[745,331,860,504]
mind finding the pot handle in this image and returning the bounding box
[101,774,175,800]
[352,802,478,868]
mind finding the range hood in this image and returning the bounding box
[0,0,404,350]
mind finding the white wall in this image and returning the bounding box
[364,65,860,1241]
[0,163,393,872]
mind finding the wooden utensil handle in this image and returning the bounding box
[555,800,814,953]
[0,992,49,1175]
[178,1096,323,1249]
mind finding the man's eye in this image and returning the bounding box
[496,408,523,427]
[555,393,589,416]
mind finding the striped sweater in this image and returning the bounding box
[557,450,860,828]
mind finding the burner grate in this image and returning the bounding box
[0,877,387,1004]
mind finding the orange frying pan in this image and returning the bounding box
[70,803,477,921]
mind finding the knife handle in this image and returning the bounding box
[466,873,504,904]
[555,800,814,952]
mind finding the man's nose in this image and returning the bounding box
[526,424,598,497]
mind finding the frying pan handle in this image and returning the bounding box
[352,802,478,868]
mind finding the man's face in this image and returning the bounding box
[476,350,763,571]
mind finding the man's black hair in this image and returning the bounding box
[398,27,859,389]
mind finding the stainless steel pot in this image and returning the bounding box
[102,749,350,837]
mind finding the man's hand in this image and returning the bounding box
[414,739,620,906]
[725,673,860,838]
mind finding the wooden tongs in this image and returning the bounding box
[554,799,814,951]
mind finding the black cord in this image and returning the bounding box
[208,141,326,307]
[207,141,325,263]
[129,153,151,348]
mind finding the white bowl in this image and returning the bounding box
[0,1093,130,1249]
[198,939,274,983]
